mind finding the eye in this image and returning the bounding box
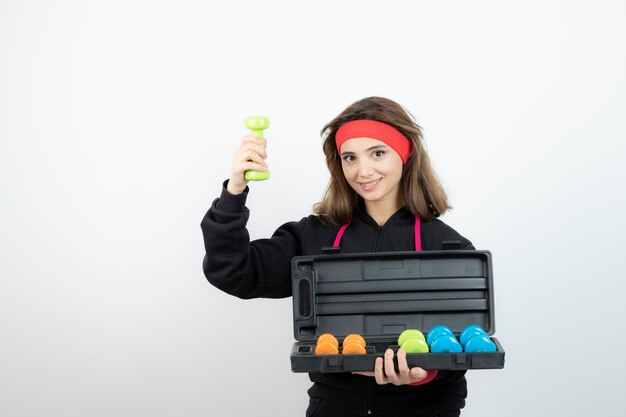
[342,155,356,163]
[373,150,385,158]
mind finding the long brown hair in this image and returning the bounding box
[313,97,451,225]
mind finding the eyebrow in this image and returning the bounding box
[341,144,389,156]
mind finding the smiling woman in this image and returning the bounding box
[201,96,475,417]
[314,97,452,228]
[338,137,404,226]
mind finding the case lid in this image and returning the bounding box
[291,250,494,343]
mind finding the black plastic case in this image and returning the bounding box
[290,250,505,373]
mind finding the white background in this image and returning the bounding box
[2,1,625,416]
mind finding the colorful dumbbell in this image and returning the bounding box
[244,116,270,181]
[315,333,339,355]
[425,326,462,352]
[464,334,497,352]
[459,325,489,345]
[430,334,463,353]
[397,329,429,353]
[342,334,366,355]
[426,325,454,345]
[398,329,426,346]
[460,325,497,352]
[314,333,368,355]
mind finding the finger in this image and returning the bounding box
[410,367,428,381]
[242,134,266,144]
[374,357,387,385]
[396,348,410,378]
[239,136,268,158]
[242,135,267,150]
[240,161,269,173]
[241,148,268,165]
[232,156,268,178]
[233,150,268,174]
[383,349,398,383]
[237,142,268,160]
[351,371,375,377]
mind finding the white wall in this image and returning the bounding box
[2,1,625,416]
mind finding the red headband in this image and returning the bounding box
[335,120,412,164]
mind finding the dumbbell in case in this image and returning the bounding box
[290,250,505,373]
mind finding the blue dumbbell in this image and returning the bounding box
[459,325,488,346]
[464,334,497,352]
[430,333,463,353]
[426,325,454,346]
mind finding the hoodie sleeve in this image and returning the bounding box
[200,181,307,299]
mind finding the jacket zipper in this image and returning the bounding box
[373,226,383,252]
[366,378,373,415]
[366,212,403,415]
[367,225,384,415]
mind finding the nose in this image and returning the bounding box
[357,159,374,178]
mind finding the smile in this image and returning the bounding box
[358,178,381,191]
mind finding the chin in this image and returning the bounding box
[359,192,384,203]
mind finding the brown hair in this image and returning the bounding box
[313,97,451,225]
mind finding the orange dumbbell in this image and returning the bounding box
[315,333,339,355]
[342,334,366,355]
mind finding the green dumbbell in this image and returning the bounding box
[244,116,270,181]
[398,329,426,347]
[397,329,428,353]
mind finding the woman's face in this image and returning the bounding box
[340,137,403,207]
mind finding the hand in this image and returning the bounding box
[352,348,428,386]
[226,135,269,195]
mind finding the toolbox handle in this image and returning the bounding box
[294,278,315,322]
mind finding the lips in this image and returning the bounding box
[358,178,381,191]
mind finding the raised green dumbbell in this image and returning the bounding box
[244,116,270,181]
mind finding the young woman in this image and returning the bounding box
[201,97,475,417]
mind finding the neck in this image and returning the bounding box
[364,196,403,226]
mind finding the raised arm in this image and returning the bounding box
[201,183,306,299]
[201,134,305,299]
